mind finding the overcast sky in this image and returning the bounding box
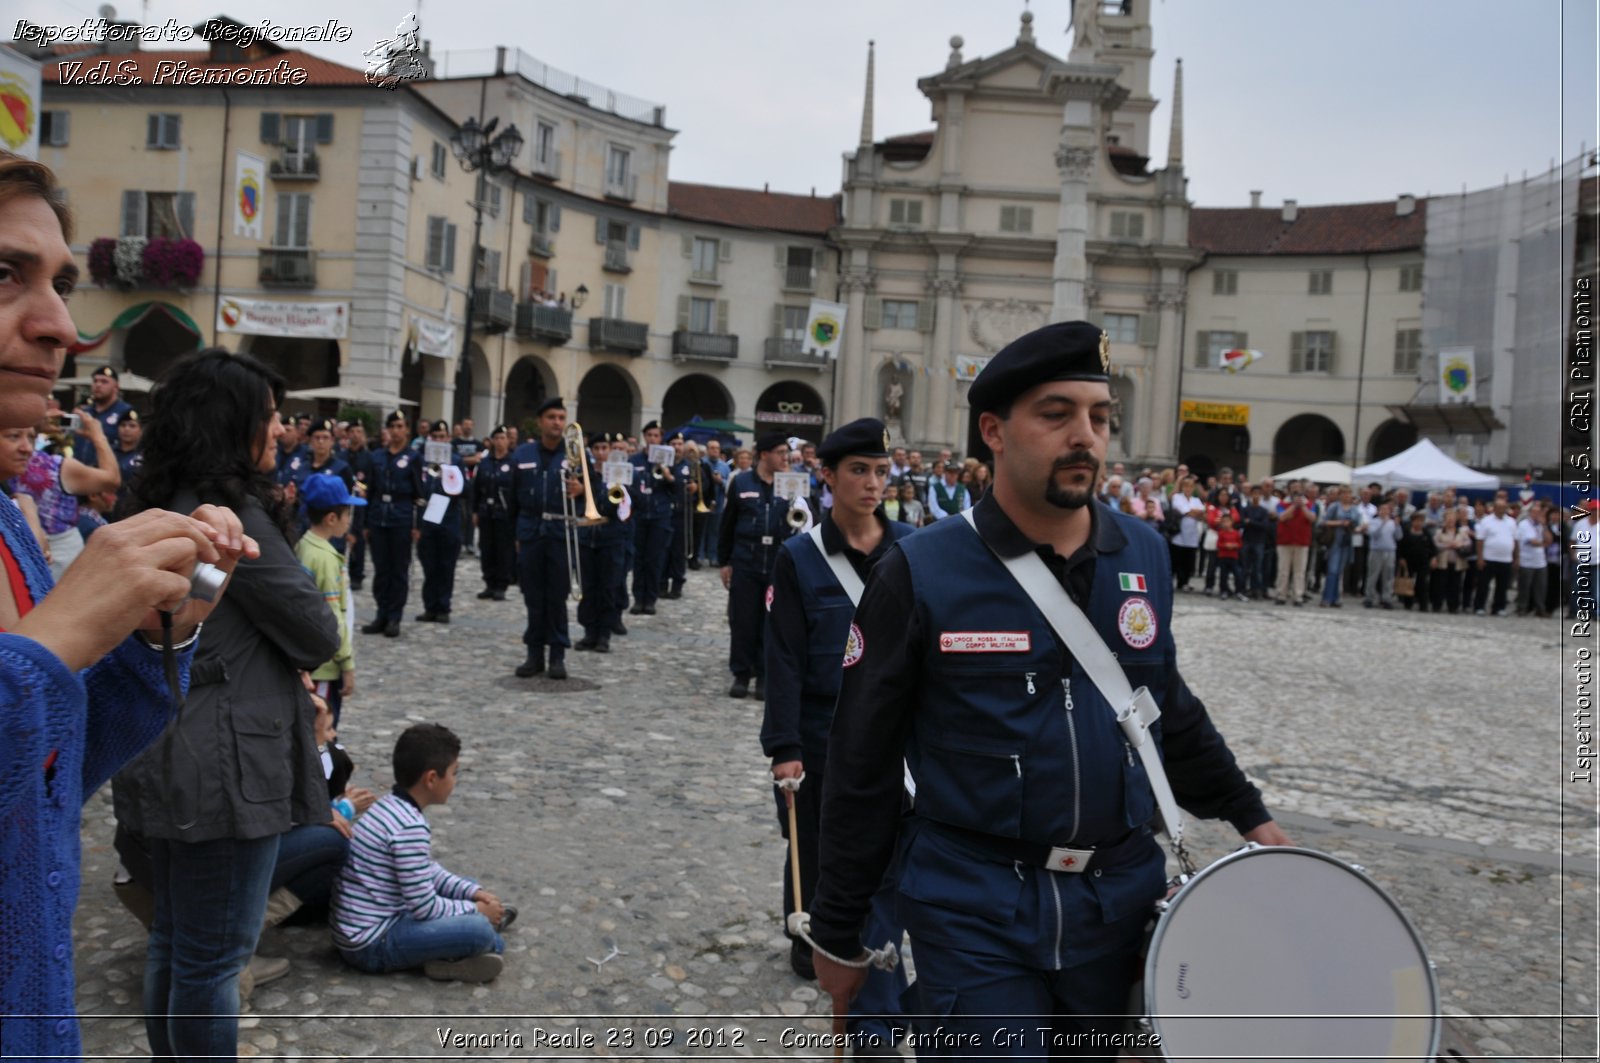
[12,0,1597,206]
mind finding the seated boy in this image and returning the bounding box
[331,723,516,982]
[296,473,363,725]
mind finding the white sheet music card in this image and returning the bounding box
[423,441,452,466]
[648,444,675,468]
[422,494,450,524]
[603,462,634,486]
[774,471,810,502]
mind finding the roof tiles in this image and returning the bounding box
[668,182,839,236]
[1189,199,1428,256]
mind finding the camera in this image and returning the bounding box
[62,412,80,433]
[187,562,226,603]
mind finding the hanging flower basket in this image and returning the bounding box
[88,238,118,286]
[142,237,205,289]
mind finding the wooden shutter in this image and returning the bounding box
[676,295,691,330]
[1237,331,1249,351]
[1136,312,1157,346]
[275,194,292,246]
[715,299,729,333]
[444,223,457,273]
[519,260,532,299]
[627,224,641,250]
[121,190,145,237]
[681,234,693,257]
[916,300,934,333]
[315,113,334,144]
[147,114,160,148]
[1290,332,1305,373]
[45,111,69,145]
[427,217,442,268]
[549,205,561,232]
[719,240,732,263]
[260,112,279,144]
[1326,331,1338,375]
[176,192,195,239]
[1195,331,1211,368]
[863,296,882,330]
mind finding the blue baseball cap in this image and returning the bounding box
[303,473,366,509]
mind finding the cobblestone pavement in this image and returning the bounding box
[70,558,1598,1060]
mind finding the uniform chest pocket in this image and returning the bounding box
[915,732,1025,839]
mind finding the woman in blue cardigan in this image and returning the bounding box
[0,152,256,1061]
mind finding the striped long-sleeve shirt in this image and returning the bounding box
[330,792,480,949]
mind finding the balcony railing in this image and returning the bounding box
[589,317,649,354]
[529,231,554,257]
[516,301,573,343]
[783,263,815,292]
[763,337,830,369]
[269,149,319,180]
[689,266,720,285]
[258,247,315,288]
[671,330,738,362]
[531,149,562,180]
[473,287,515,333]
[603,173,638,202]
[603,241,631,273]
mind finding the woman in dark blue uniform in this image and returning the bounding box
[415,420,464,623]
[473,425,516,601]
[361,411,422,638]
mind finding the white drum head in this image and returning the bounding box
[1145,846,1438,1063]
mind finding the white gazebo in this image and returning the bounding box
[1352,439,1498,490]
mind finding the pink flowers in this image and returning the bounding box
[87,236,205,289]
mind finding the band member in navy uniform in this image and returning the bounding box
[361,410,423,638]
[628,421,674,615]
[717,432,793,699]
[576,431,627,653]
[663,432,696,599]
[299,418,353,534]
[508,396,584,680]
[473,425,516,601]
[416,420,465,623]
[608,435,632,637]
[274,413,309,490]
[809,322,1291,1058]
[762,417,912,1041]
[341,420,374,589]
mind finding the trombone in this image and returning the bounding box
[561,422,604,602]
[683,446,711,561]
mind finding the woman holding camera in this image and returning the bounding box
[9,409,120,578]
[113,348,339,1060]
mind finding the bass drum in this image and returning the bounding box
[1142,844,1439,1063]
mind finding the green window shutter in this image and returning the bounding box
[426,217,441,268]
[519,260,532,298]
[1195,331,1210,368]
[1136,312,1157,347]
[1290,332,1305,373]
[315,113,334,144]
[676,295,691,330]
[719,239,732,263]
[863,296,882,330]
[260,112,279,144]
[121,190,145,237]
[772,302,785,337]
[681,234,693,257]
[176,192,195,239]
[444,223,457,274]
[715,299,729,333]
[916,300,934,333]
[595,216,607,244]
[146,114,160,148]
[628,224,641,250]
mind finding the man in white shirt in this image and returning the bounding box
[1473,498,1518,615]
[1514,499,1550,617]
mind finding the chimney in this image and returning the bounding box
[1249,190,1262,208]
[763,182,770,193]
[1282,199,1298,223]
[1396,193,1416,217]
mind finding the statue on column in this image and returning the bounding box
[1071,0,1098,52]
[884,378,904,421]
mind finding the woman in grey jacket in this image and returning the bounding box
[113,349,339,1061]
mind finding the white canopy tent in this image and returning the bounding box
[55,371,159,393]
[1352,439,1498,490]
[1268,459,1353,485]
[284,386,418,408]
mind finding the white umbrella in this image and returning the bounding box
[1269,459,1353,485]
[284,386,418,408]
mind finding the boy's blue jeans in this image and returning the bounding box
[339,912,503,973]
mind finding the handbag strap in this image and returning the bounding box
[959,510,1191,868]
[806,523,864,605]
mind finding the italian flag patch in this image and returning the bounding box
[1119,573,1148,592]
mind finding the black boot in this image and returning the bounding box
[515,652,544,678]
[361,618,387,635]
[547,658,568,680]
[593,638,611,654]
[575,636,597,652]
[476,588,496,600]
[611,620,628,636]
[728,676,749,699]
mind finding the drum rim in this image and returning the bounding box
[1142,844,1440,1059]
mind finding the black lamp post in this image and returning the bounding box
[449,115,523,421]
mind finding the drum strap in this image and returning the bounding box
[960,510,1192,870]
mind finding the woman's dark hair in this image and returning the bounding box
[131,347,290,534]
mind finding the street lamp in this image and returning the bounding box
[449,115,523,421]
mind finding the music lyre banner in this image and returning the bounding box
[773,471,810,502]
[602,462,634,487]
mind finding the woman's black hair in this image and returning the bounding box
[130,347,291,535]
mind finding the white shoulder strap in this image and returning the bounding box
[959,510,1187,857]
[806,523,865,606]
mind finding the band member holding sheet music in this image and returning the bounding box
[575,432,628,654]
[809,322,1289,1059]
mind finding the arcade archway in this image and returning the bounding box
[661,373,733,430]
[754,380,827,444]
[1273,413,1346,474]
[577,364,640,436]
[1366,418,1418,463]
[1178,422,1249,483]
[504,355,557,434]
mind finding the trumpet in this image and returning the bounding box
[561,422,605,602]
[786,496,809,531]
[652,462,669,481]
[607,483,627,505]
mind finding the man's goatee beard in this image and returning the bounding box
[1045,484,1093,510]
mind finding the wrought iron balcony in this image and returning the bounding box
[529,231,554,258]
[588,317,649,354]
[603,241,631,273]
[258,247,315,288]
[763,337,830,369]
[782,264,814,292]
[473,287,515,333]
[516,301,573,343]
[671,330,738,362]
[603,173,638,202]
[269,149,319,180]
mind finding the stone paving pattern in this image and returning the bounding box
[69,560,1598,1060]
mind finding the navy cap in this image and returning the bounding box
[303,473,366,510]
[966,320,1110,460]
[817,418,891,466]
[754,431,789,454]
[587,431,607,446]
[93,365,119,381]
[536,396,565,416]
[385,409,407,426]
[641,420,660,433]
[120,409,140,424]
[309,418,336,436]
[668,431,685,444]
[429,419,449,434]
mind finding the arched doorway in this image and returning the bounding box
[121,306,203,382]
[453,342,493,426]
[240,336,340,392]
[1273,414,1346,474]
[503,355,556,434]
[1177,422,1249,483]
[1366,418,1418,463]
[754,380,827,444]
[661,372,732,431]
[577,364,639,436]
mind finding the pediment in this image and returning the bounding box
[920,42,1063,98]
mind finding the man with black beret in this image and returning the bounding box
[716,431,795,699]
[472,425,517,602]
[507,396,585,679]
[274,412,309,491]
[340,419,375,590]
[627,421,675,615]
[663,431,693,599]
[415,420,465,623]
[574,430,627,653]
[112,409,143,511]
[761,417,912,1033]
[81,364,133,441]
[810,321,1290,1054]
[361,410,424,638]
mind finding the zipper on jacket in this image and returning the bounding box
[1025,672,1036,695]
[1049,868,1065,970]
[1011,754,1022,778]
[1062,677,1080,843]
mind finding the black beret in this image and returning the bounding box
[489,424,508,435]
[309,418,336,435]
[429,419,449,434]
[385,410,407,426]
[966,320,1109,460]
[817,418,891,466]
[93,365,118,381]
[587,431,607,446]
[667,431,685,444]
[754,431,789,454]
[121,409,139,424]
[536,396,565,416]
[609,432,627,445]
[641,420,659,433]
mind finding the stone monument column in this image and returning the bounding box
[839,270,873,423]
[1148,286,1185,462]
[1051,142,1097,322]
[927,275,961,449]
